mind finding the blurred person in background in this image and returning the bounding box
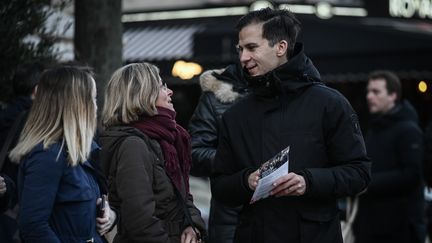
[99,62,206,243]
[189,63,248,243]
[0,175,13,212]
[0,62,46,243]
[0,174,16,241]
[9,66,116,242]
[0,62,45,147]
[424,119,432,242]
[353,70,425,243]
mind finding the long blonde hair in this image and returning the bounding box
[102,62,161,128]
[9,66,97,166]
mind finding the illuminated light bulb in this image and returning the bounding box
[172,60,203,80]
[418,81,427,93]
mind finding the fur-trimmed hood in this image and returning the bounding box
[199,64,248,103]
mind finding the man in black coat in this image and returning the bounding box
[210,8,371,243]
[353,70,425,243]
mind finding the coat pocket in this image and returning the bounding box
[234,220,253,243]
[299,208,343,243]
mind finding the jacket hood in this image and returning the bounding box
[98,126,151,173]
[243,43,321,97]
[199,63,248,103]
[370,100,419,127]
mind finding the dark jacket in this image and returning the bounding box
[189,64,248,243]
[0,96,32,149]
[98,126,205,243]
[353,101,425,243]
[0,96,31,210]
[18,142,104,243]
[0,101,30,243]
[189,64,248,177]
[211,43,371,243]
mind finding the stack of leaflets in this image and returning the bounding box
[250,146,290,204]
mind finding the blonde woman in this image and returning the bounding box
[99,63,206,243]
[9,66,116,243]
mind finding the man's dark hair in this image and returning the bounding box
[12,62,46,96]
[236,8,301,57]
[369,70,402,101]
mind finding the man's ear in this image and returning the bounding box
[276,40,288,57]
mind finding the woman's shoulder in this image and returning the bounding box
[120,135,161,158]
[23,141,67,167]
[106,126,158,147]
[27,141,61,155]
[121,135,151,149]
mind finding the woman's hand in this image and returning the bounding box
[181,226,201,243]
[96,196,116,235]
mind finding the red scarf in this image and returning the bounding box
[131,107,191,193]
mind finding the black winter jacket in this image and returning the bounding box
[0,96,31,214]
[353,101,425,243]
[211,43,371,243]
[189,64,248,243]
[189,64,248,176]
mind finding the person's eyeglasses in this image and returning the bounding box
[160,82,167,91]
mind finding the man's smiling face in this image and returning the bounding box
[237,23,286,76]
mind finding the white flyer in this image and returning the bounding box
[250,146,290,204]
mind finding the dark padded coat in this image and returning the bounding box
[0,96,31,211]
[189,64,248,243]
[18,142,104,243]
[211,43,371,243]
[99,126,205,243]
[353,101,425,243]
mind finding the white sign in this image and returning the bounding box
[389,0,432,19]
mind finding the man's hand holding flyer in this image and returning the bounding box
[250,146,290,204]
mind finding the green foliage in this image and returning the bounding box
[0,0,68,101]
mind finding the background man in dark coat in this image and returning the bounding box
[211,8,371,243]
[189,63,248,243]
[353,70,425,243]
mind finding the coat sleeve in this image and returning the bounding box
[18,150,63,243]
[115,137,170,242]
[185,193,207,238]
[189,93,219,177]
[301,93,371,198]
[366,122,423,196]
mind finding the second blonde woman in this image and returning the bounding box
[99,63,206,243]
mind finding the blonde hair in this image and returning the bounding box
[9,66,97,166]
[102,62,161,128]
